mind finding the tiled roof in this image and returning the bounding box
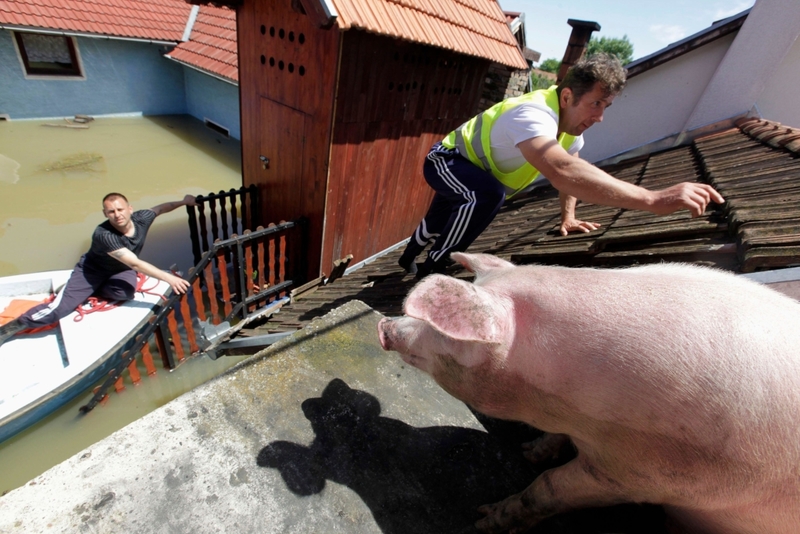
[331,0,528,69]
[0,0,192,41]
[166,5,237,82]
[256,117,800,331]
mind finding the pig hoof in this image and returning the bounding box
[476,495,537,534]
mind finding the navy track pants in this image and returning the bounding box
[18,256,138,328]
[401,144,506,272]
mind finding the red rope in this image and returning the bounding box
[73,273,166,322]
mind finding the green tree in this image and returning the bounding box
[585,35,634,65]
[538,58,561,74]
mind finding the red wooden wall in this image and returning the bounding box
[322,30,489,272]
[238,1,490,279]
[238,0,339,280]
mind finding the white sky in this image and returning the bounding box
[499,0,756,64]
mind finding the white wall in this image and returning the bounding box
[581,0,800,164]
[754,36,800,127]
[581,34,735,163]
[685,0,800,131]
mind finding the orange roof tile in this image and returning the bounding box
[331,0,527,69]
[166,5,237,83]
[0,0,191,41]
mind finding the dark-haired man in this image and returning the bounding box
[399,53,725,278]
[0,193,196,347]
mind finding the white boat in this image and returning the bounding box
[0,270,169,443]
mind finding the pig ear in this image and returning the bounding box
[404,274,503,344]
[451,252,515,276]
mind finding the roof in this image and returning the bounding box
[256,117,800,331]
[0,0,192,42]
[331,0,528,69]
[166,5,238,83]
[626,8,749,77]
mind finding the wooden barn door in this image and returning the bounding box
[255,96,309,224]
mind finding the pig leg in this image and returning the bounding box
[521,433,573,465]
[475,454,628,533]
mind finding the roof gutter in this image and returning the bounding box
[1,25,177,46]
[163,55,238,86]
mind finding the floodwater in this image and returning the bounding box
[0,115,249,494]
[0,114,243,276]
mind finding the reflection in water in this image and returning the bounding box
[0,115,243,276]
[0,115,245,494]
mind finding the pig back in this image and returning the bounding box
[491,263,800,459]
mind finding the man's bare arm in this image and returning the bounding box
[519,137,724,217]
[558,151,602,236]
[108,248,190,295]
[149,195,197,217]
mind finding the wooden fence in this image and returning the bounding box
[187,185,259,267]
[80,218,307,413]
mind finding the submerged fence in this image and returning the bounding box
[80,218,307,413]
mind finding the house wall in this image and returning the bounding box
[323,30,489,272]
[183,66,241,140]
[580,33,735,163]
[685,0,800,132]
[754,33,800,128]
[237,0,339,280]
[0,30,186,119]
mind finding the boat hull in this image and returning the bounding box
[0,270,169,443]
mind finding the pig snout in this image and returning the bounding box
[377,317,399,352]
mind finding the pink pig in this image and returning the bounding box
[377,252,800,534]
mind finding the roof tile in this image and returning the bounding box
[331,0,526,69]
[0,0,190,40]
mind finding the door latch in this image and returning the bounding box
[259,155,270,169]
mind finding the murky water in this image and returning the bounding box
[0,115,243,276]
[0,353,248,495]
[0,115,249,494]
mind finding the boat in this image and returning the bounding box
[0,270,169,444]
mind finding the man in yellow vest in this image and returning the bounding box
[398,53,724,278]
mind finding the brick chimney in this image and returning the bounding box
[557,19,601,83]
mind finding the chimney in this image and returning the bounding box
[557,19,601,83]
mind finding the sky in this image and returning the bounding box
[499,0,756,64]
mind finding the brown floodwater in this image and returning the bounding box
[0,115,249,494]
[0,114,243,276]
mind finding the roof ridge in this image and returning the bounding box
[737,117,800,155]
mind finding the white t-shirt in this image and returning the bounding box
[489,103,584,194]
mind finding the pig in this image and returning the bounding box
[377,252,800,534]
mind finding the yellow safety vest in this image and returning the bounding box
[442,86,577,198]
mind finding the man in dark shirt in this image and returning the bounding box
[0,192,196,347]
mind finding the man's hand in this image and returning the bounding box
[151,195,198,216]
[560,218,601,236]
[109,248,191,295]
[164,272,191,295]
[649,183,725,218]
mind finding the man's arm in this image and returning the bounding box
[519,137,724,217]
[108,248,191,295]
[149,195,197,217]
[558,151,602,236]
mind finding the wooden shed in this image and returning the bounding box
[216,0,526,280]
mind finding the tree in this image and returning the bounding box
[585,35,634,65]
[537,58,561,74]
